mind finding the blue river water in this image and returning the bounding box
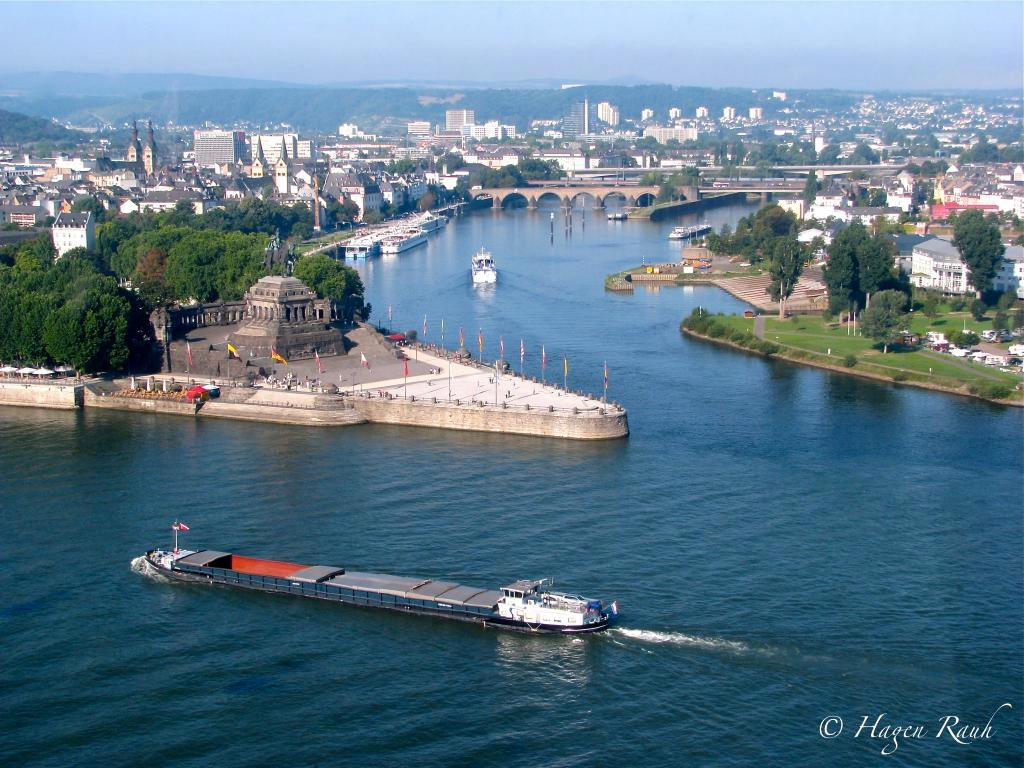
[1,203,1021,767]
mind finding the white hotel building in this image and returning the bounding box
[51,211,95,259]
[909,238,971,295]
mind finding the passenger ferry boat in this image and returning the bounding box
[668,224,712,240]
[471,247,497,284]
[140,525,616,634]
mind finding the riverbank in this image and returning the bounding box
[681,316,1023,406]
[606,249,828,313]
[2,327,629,440]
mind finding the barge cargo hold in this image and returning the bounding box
[140,544,616,634]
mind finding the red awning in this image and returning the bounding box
[386,333,406,341]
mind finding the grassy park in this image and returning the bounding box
[681,307,1024,404]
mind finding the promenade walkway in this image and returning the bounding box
[157,323,614,416]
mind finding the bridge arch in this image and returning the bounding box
[635,192,656,207]
[534,191,564,209]
[601,191,629,208]
[500,192,529,209]
[568,191,599,209]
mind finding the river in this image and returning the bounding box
[1,202,1021,767]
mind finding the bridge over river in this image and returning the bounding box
[473,178,804,210]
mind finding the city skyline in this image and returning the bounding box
[2,1,1022,92]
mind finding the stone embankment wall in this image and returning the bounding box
[85,390,197,417]
[352,397,629,440]
[4,380,629,438]
[198,398,365,427]
[0,381,82,409]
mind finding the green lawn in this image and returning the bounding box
[708,312,1023,400]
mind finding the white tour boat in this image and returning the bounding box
[411,212,449,232]
[471,247,497,284]
[380,228,428,254]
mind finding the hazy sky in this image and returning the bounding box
[4,1,1022,90]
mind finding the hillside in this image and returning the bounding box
[0,108,86,144]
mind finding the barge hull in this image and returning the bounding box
[148,550,609,634]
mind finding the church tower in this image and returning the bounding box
[142,121,158,177]
[251,143,266,178]
[274,156,290,195]
[126,120,142,167]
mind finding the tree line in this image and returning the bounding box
[0,198,368,373]
[0,238,154,372]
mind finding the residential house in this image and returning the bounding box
[322,172,382,221]
[51,211,95,258]
[993,245,1024,299]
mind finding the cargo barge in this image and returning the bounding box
[140,527,616,634]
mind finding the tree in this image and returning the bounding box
[802,170,819,207]
[949,329,979,347]
[730,140,746,165]
[867,189,888,207]
[858,236,897,308]
[292,253,366,321]
[818,144,842,164]
[849,143,880,164]
[765,237,804,318]
[416,190,437,212]
[992,309,1009,333]
[970,299,988,321]
[518,158,564,181]
[860,290,909,353]
[71,195,107,225]
[953,209,1005,297]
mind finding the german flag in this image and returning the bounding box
[271,348,288,364]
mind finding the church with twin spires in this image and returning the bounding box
[126,120,158,177]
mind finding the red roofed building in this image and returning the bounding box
[929,201,999,222]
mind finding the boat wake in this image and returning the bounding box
[130,555,169,582]
[611,627,763,655]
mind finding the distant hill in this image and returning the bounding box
[0,71,308,99]
[0,108,85,144]
[7,84,811,134]
[0,72,1013,136]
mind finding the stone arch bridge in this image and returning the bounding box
[474,184,668,210]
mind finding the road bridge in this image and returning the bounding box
[472,179,803,210]
[473,183,662,210]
